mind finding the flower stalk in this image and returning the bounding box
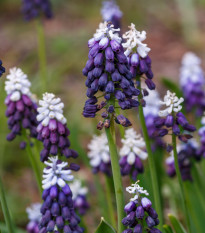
[36,19,47,93]
[0,176,15,233]
[172,133,191,233]
[138,88,163,231]
[105,116,125,232]
[22,130,42,193]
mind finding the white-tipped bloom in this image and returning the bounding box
[143,88,160,117]
[87,133,110,167]
[101,0,123,22]
[158,90,184,117]
[26,203,42,222]
[180,52,204,88]
[42,156,74,190]
[5,67,31,101]
[120,128,147,165]
[94,21,122,43]
[37,93,67,127]
[122,23,151,57]
[126,181,149,201]
[70,180,88,199]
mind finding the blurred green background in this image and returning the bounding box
[1,0,205,231]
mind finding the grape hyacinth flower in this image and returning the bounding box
[197,113,205,157]
[180,52,205,116]
[26,203,41,233]
[5,68,38,144]
[40,156,84,233]
[122,181,162,233]
[70,180,89,216]
[0,60,5,77]
[101,0,123,29]
[122,24,155,91]
[87,133,111,176]
[153,91,196,148]
[119,128,147,180]
[82,22,140,129]
[143,88,165,149]
[166,140,201,181]
[36,93,79,166]
[21,0,53,21]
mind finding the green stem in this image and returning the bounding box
[172,134,191,233]
[36,19,47,93]
[22,131,42,193]
[0,177,15,233]
[105,118,125,232]
[138,101,163,230]
[105,176,116,228]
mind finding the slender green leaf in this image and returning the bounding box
[163,224,174,233]
[95,218,116,233]
[168,214,187,233]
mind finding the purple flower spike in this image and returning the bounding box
[123,181,161,232]
[83,22,140,129]
[5,68,38,147]
[40,157,83,232]
[22,0,53,21]
[0,60,5,77]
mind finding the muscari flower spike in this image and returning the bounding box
[197,113,205,158]
[122,181,162,233]
[87,133,111,176]
[119,128,147,180]
[40,156,84,233]
[101,0,123,29]
[0,60,5,77]
[26,203,42,233]
[153,90,196,147]
[143,88,165,149]
[166,139,201,181]
[122,24,155,92]
[5,68,38,146]
[36,93,79,167]
[82,22,140,129]
[70,180,89,216]
[180,52,205,116]
[21,0,53,21]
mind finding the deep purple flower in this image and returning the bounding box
[119,129,147,180]
[0,60,5,77]
[166,140,202,181]
[180,52,205,116]
[83,22,140,129]
[40,157,84,232]
[26,203,41,233]
[5,68,38,146]
[101,0,123,29]
[36,93,80,166]
[21,0,53,21]
[122,182,161,233]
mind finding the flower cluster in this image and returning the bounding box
[101,0,123,29]
[5,68,38,145]
[122,181,161,233]
[26,203,41,233]
[153,91,196,145]
[119,128,147,180]
[87,133,111,176]
[198,113,205,158]
[70,180,89,216]
[0,60,5,77]
[82,22,140,129]
[180,52,205,116]
[122,24,155,91]
[143,88,165,149]
[40,157,84,233]
[36,93,79,166]
[21,0,53,21]
[166,140,201,181]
